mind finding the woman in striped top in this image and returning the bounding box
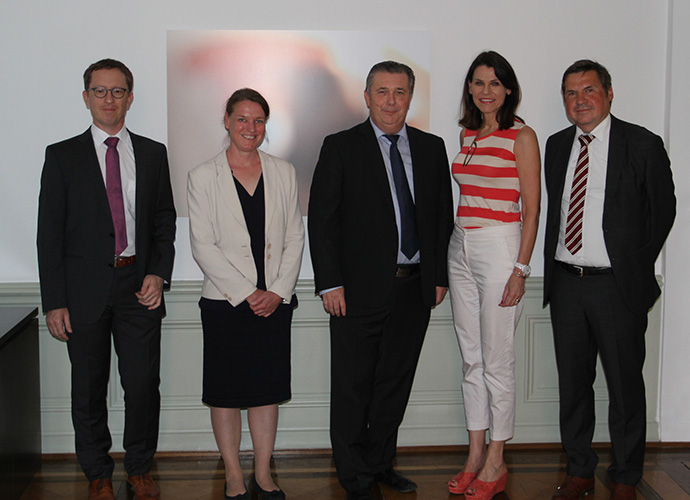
[446,51,541,500]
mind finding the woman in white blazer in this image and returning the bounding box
[188,89,304,500]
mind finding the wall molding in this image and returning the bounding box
[0,279,661,452]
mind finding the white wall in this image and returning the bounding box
[660,0,690,441]
[1,0,687,442]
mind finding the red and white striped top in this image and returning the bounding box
[451,123,524,229]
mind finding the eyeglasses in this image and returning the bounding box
[462,138,478,167]
[87,87,129,99]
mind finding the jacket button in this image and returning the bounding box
[267,254,271,260]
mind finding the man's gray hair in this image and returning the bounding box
[365,61,415,95]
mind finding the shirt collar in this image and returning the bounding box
[369,118,409,143]
[90,123,130,146]
[576,113,611,143]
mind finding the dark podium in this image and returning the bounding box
[0,307,41,500]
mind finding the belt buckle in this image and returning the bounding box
[114,255,134,267]
[573,265,584,277]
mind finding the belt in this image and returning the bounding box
[114,255,137,268]
[395,264,420,278]
[558,261,611,277]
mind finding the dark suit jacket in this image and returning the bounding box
[37,128,177,323]
[308,120,453,309]
[543,115,675,313]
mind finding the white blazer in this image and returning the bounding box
[188,149,304,306]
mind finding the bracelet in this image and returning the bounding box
[512,270,526,279]
[513,262,531,278]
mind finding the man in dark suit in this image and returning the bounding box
[308,61,453,500]
[37,59,176,500]
[543,60,675,500]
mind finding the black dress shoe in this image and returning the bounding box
[346,489,373,500]
[224,481,249,500]
[250,474,286,500]
[374,468,417,493]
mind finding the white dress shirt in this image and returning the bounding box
[90,124,136,257]
[555,114,611,267]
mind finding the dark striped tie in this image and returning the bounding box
[564,134,594,255]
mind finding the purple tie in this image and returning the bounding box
[105,137,128,255]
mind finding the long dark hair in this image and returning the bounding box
[459,51,522,130]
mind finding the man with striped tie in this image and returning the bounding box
[543,60,676,500]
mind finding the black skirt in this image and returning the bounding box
[200,296,295,408]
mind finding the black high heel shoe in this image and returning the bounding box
[225,481,249,500]
[250,474,285,500]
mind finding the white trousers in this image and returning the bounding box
[447,223,523,441]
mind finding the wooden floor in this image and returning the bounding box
[18,446,690,500]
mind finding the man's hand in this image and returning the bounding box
[322,287,346,317]
[246,290,282,317]
[136,275,164,310]
[46,307,72,342]
[435,286,448,306]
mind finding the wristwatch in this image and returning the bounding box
[513,262,531,278]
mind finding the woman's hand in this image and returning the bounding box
[246,289,283,317]
[499,271,525,307]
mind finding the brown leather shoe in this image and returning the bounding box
[128,473,161,500]
[610,483,636,500]
[552,475,595,500]
[88,478,115,500]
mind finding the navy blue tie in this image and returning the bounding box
[385,134,419,260]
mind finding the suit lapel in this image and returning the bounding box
[604,115,623,197]
[132,131,154,249]
[407,125,425,203]
[358,121,396,219]
[77,129,112,219]
[215,151,249,228]
[131,132,143,240]
[552,127,576,209]
[259,150,277,232]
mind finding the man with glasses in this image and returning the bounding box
[37,59,176,500]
